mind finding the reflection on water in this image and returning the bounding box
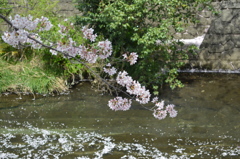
[0,74,240,158]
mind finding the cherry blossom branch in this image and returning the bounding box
[0,13,133,102]
[27,33,125,97]
[0,13,178,120]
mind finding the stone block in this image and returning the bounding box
[209,34,227,45]
[58,3,75,11]
[234,40,240,48]
[60,0,74,3]
[209,44,225,53]
[228,48,240,60]
[198,49,208,59]
[224,40,235,52]
[232,35,240,45]
[231,17,240,33]
[207,52,222,60]
[221,9,234,22]
[186,27,199,37]
[194,25,210,35]
[199,16,211,26]
[181,33,194,39]
[211,19,223,34]
[221,2,240,9]
[224,23,235,34]
[201,10,212,18]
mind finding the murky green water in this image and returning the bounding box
[0,74,239,158]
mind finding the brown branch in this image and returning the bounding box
[0,13,14,28]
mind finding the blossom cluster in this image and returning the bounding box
[10,14,38,31]
[2,29,27,48]
[2,29,43,49]
[152,99,178,120]
[37,16,53,31]
[108,97,132,111]
[103,63,117,76]
[58,24,68,35]
[123,52,138,65]
[111,72,178,120]
[97,40,112,59]
[50,38,77,56]
[81,26,97,42]
[58,19,74,36]
[114,71,151,104]
[2,14,52,49]
[50,26,113,63]
[10,14,52,32]
[2,15,113,63]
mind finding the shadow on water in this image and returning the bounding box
[0,75,239,158]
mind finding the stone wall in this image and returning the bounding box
[57,0,81,18]
[190,0,240,70]
[7,0,81,18]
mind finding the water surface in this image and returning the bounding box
[0,74,239,158]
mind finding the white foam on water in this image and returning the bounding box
[0,120,239,158]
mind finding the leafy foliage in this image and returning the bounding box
[0,0,11,25]
[0,0,11,14]
[75,0,212,90]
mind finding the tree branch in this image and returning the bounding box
[0,13,152,111]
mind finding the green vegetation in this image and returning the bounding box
[0,49,68,94]
[0,0,85,95]
[0,39,88,94]
[75,0,213,91]
[0,0,11,17]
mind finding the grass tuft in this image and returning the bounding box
[0,46,68,95]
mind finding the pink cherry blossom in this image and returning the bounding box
[103,63,117,76]
[10,14,38,31]
[38,16,53,31]
[116,71,133,87]
[97,39,112,59]
[2,14,53,49]
[153,109,167,120]
[116,71,151,104]
[166,104,178,118]
[58,24,68,35]
[2,29,28,48]
[151,97,159,103]
[49,38,79,57]
[108,97,132,111]
[81,26,97,42]
[136,88,151,104]
[78,45,98,63]
[26,34,42,49]
[126,80,142,95]
[123,52,138,65]
[155,101,164,110]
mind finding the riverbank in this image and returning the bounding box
[0,45,70,96]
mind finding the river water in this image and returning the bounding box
[0,73,239,158]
